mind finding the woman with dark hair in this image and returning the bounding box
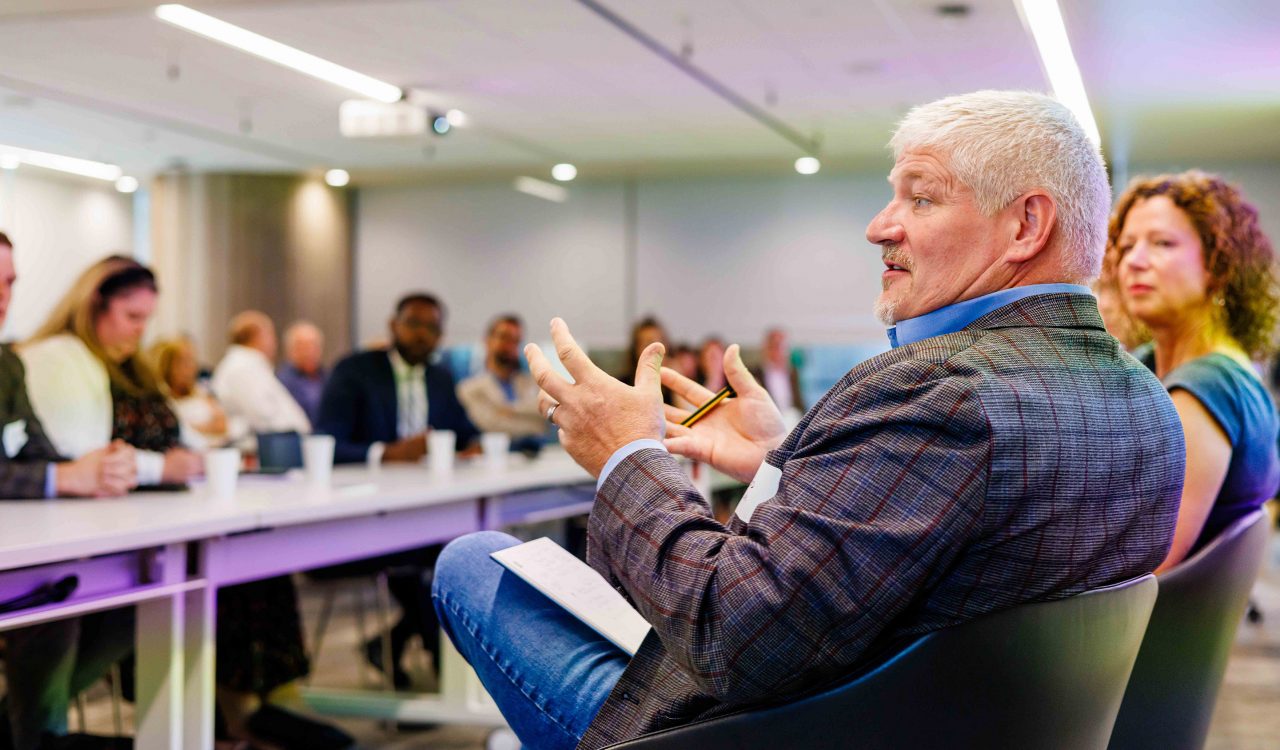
[1103,170,1280,571]
[19,256,351,749]
[620,316,675,405]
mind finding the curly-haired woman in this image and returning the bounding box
[1105,170,1280,571]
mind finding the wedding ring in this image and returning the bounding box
[545,403,559,425]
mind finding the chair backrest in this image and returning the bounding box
[610,575,1157,750]
[1107,510,1269,750]
[256,431,303,472]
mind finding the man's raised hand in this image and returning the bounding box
[661,344,787,482]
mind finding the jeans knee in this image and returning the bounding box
[433,531,521,602]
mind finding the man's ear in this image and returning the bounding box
[1005,191,1056,264]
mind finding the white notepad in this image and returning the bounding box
[491,537,652,656]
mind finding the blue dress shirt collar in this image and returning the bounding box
[886,283,1092,348]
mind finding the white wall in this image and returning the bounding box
[356,181,630,349]
[356,169,893,350]
[0,168,134,340]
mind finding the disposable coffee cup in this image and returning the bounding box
[481,432,511,472]
[428,430,456,475]
[303,434,336,486]
[205,448,240,501]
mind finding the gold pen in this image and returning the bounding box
[681,385,737,428]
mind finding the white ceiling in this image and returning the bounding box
[0,0,1276,182]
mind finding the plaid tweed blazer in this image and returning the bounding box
[580,293,1184,748]
[0,344,65,498]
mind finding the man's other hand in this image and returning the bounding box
[661,344,787,483]
[527,318,665,477]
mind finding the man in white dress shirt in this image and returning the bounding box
[211,310,311,436]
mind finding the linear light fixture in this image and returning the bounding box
[513,176,567,203]
[1015,0,1101,147]
[155,4,403,103]
[0,144,121,181]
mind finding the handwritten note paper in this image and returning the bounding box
[491,537,651,656]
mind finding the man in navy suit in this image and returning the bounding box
[318,293,478,464]
[315,292,478,687]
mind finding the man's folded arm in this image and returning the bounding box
[589,372,989,704]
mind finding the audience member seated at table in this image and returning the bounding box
[668,343,699,410]
[20,257,203,488]
[457,314,548,446]
[20,257,350,749]
[211,310,311,436]
[0,233,138,750]
[618,316,674,405]
[277,320,328,426]
[1105,170,1280,571]
[697,336,726,392]
[318,292,478,464]
[149,336,234,449]
[315,291,478,688]
[753,327,805,416]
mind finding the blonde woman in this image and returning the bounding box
[148,336,233,448]
[20,256,201,484]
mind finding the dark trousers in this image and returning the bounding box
[4,608,135,750]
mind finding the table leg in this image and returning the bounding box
[183,581,216,750]
[134,543,186,749]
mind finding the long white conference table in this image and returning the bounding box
[0,449,596,749]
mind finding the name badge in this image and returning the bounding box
[3,419,28,459]
[736,462,783,523]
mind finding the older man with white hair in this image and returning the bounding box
[431,91,1186,750]
[277,320,328,425]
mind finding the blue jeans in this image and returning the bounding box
[433,531,630,750]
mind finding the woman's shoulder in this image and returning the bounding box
[1167,353,1274,444]
[21,333,92,362]
[1166,352,1260,393]
[19,334,103,379]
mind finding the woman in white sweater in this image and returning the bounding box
[21,258,202,484]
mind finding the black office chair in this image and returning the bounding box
[607,575,1158,750]
[1107,510,1269,750]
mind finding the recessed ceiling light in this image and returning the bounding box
[551,163,577,182]
[794,156,821,175]
[115,176,139,193]
[155,4,403,103]
[325,169,350,187]
[445,109,468,127]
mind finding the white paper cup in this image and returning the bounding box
[205,448,240,501]
[481,432,511,472]
[428,430,456,475]
[303,434,336,486]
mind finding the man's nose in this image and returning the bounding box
[866,206,904,246]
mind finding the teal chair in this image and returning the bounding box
[1108,510,1269,750]
[608,575,1157,750]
